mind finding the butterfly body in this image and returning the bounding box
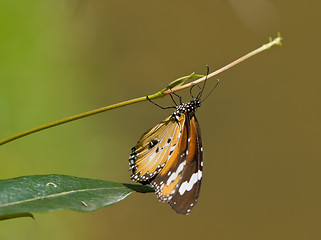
[129,98,203,214]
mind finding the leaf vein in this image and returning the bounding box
[0,186,128,208]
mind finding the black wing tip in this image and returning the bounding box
[169,201,197,215]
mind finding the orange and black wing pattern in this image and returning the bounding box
[169,115,203,214]
[129,99,203,215]
[151,114,203,214]
[129,114,185,183]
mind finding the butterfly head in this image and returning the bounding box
[172,98,200,122]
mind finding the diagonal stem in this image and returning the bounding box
[163,35,282,95]
[0,35,282,147]
[0,96,147,146]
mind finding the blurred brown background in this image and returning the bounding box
[1,0,320,239]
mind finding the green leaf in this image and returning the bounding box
[166,72,204,91]
[147,72,205,100]
[0,174,153,221]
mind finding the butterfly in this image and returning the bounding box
[129,71,218,214]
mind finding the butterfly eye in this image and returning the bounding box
[149,139,159,148]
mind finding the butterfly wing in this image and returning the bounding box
[151,114,203,214]
[151,113,189,202]
[130,114,185,183]
[170,115,203,214]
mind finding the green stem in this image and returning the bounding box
[163,35,283,95]
[0,96,148,146]
[0,34,282,147]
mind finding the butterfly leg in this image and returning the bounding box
[190,84,202,99]
[146,96,176,110]
[167,85,182,105]
[194,65,210,100]
[169,94,178,106]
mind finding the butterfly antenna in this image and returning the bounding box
[200,79,220,103]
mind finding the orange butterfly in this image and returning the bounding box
[129,72,218,214]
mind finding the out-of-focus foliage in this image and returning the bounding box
[1,1,321,240]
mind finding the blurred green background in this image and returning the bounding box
[1,1,320,239]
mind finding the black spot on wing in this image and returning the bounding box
[149,139,159,148]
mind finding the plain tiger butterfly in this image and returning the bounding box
[129,69,218,214]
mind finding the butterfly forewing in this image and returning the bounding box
[151,115,188,202]
[130,115,185,182]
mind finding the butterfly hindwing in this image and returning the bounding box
[169,115,203,214]
[151,114,203,214]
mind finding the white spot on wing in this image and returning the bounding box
[148,151,158,161]
[178,170,202,195]
[166,161,186,186]
[169,145,176,153]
